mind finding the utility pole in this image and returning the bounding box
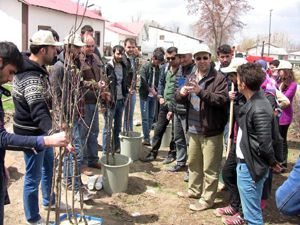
[268,9,273,56]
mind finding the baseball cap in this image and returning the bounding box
[221,58,248,73]
[63,33,86,47]
[193,43,211,56]
[30,30,63,46]
[276,60,292,70]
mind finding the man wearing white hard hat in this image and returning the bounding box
[12,30,65,224]
[176,43,229,211]
[50,33,94,202]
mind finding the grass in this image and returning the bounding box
[1,83,14,111]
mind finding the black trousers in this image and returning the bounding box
[279,124,290,168]
[222,144,242,214]
[151,104,175,157]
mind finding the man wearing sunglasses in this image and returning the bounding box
[176,44,229,211]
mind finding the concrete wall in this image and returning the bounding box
[28,6,105,55]
[0,0,23,50]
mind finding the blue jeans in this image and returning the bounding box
[23,147,54,223]
[81,104,99,166]
[276,156,300,216]
[103,99,125,152]
[174,113,187,166]
[237,163,268,225]
[63,121,82,190]
[140,96,156,142]
[124,92,136,132]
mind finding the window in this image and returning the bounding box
[38,25,51,31]
[95,31,100,46]
[159,35,165,40]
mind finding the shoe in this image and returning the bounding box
[75,186,93,202]
[142,140,151,146]
[89,162,101,169]
[222,213,246,225]
[183,171,189,182]
[95,176,103,190]
[189,199,212,211]
[177,191,200,199]
[142,152,156,162]
[87,175,98,190]
[166,164,186,172]
[162,156,176,164]
[26,218,47,225]
[81,167,93,176]
[116,148,121,153]
[42,201,67,211]
[214,205,237,217]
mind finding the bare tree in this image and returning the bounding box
[187,0,252,53]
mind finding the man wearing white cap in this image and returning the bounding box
[12,30,64,225]
[176,43,229,211]
[51,33,93,202]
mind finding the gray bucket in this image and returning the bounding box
[161,123,172,147]
[100,154,131,195]
[119,131,143,161]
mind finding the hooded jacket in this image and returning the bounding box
[12,53,53,136]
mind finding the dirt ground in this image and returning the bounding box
[3,94,300,225]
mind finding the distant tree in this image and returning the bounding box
[239,37,256,52]
[187,0,252,54]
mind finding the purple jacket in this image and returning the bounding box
[279,81,297,125]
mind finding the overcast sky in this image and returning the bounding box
[89,0,300,45]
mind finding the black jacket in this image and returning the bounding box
[105,59,130,106]
[12,53,53,136]
[238,91,277,182]
[139,62,160,100]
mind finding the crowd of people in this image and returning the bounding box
[0,24,299,225]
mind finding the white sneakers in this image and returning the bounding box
[75,185,93,202]
[87,175,103,191]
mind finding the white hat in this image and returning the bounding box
[193,43,211,56]
[276,60,292,70]
[63,33,86,47]
[30,30,63,46]
[221,58,248,73]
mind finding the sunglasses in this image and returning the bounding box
[195,56,209,61]
[166,57,176,61]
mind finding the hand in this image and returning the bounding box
[180,86,189,96]
[166,111,173,120]
[185,81,201,95]
[66,143,75,153]
[98,81,106,90]
[159,97,165,105]
[149,87,157,96]
[129,88,136,95]
[271,163,282,173]
[229,91,236,101]
[44,131,68,147]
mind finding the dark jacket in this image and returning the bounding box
[105,59,130,106]
[0,96,44,217]
[139,62,160,100]
[238,91,277,182]
[157,63,169,97]
[81,53,104,104]
[12,53,53,136]
[122,54,135,90]
[175,65,229,137]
